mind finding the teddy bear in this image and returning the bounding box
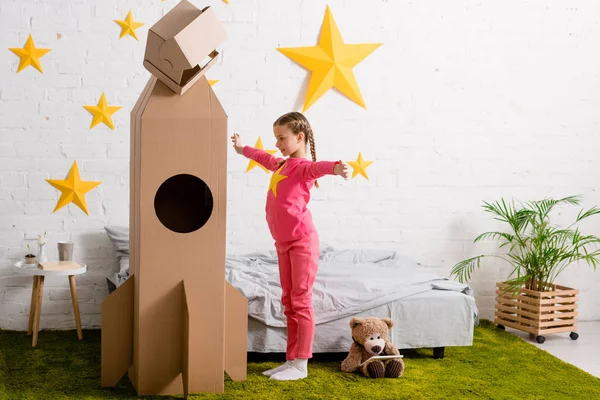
[341,317,405,379]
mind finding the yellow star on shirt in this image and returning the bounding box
[9,34,51,73]
[83,92,122,130]
[347,152,373,180]
[247,137,277,173]
[268,165,288,197]
[277,5,382,112]
[46,161,101,215]
[115,10,144,40]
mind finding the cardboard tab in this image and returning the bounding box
[143,1,227,94]
[101,275,134,387]
[224,282,248,381]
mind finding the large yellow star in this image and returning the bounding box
[115,10,144,40]
[247,137,278,173]
[83,93,122,130]
[277,5,382,112]
[46,161,101,215]
[9,34,51,74]
[347,152,373,180]
[268,165,288,197]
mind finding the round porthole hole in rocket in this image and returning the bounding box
[154,174,213,233]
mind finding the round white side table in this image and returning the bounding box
[13,261,87,347]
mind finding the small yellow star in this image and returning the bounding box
[208,80,219,86]
[114,10,144,40]
[46,161,101,215]
[83,93,122,130]
[277,5,382,112]
[222,0,230,4]
[268,165,288,197]
[247,137,278,173]
[347,152,373,180]
[9,34,51,73]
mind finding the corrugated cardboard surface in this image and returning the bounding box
[134,76,228,395]
[144,1,226,92]
[129,75,156,392]
[224,282,248,381]
[102,3,248,392]
[101,275,134,387]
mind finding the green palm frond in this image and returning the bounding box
[575,206,600,223]
[474,231,514,244]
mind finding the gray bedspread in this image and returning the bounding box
[226,246,472,328]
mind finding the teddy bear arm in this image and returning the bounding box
[383,340,400,356]
[341,343,364,373]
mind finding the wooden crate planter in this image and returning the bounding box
[494,282,579,343]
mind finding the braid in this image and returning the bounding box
[307,128,320,188]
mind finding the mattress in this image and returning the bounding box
[247,288,477,353]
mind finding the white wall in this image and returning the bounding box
[1,0,599,330]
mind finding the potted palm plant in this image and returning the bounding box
[451,195,600,343]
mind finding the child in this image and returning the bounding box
[231,111,350,380]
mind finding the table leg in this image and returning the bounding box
[68,275,83,340]
[28,276,39,336]
[32,276,44,347]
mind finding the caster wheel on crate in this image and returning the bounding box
[497,324,505,330]
[536,335,546,344]
[570,332,579,340]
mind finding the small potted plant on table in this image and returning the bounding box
[451,195,600,343]
[24,244,38,265]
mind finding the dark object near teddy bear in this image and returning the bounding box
[341,317,405,379]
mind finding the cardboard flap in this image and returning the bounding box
[224,282,248,382]
[101,275,134,387]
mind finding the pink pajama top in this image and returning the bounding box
[243,146,338,242]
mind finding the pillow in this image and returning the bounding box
[104,226,130,294]
[104,225,129,259]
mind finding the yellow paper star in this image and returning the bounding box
[83,93,122,130]
[222,0,230,4]
[208,80,219,86]
[277,5,382,112]
[247,137,278,173]
[347,152,373,180]
[268,165,288,197]
[9,34,51,73]
[46,161,101,215]
[115,10,144,40]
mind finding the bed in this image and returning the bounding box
[104,226,478,358]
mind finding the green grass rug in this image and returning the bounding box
[1,319,599,399]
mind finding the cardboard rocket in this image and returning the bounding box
[100,1,248,396]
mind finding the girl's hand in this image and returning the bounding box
[334,160,350,180]
[231,133,244,155]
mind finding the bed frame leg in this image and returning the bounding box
[433,347,445,359]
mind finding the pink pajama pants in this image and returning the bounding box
[275,232,320,361]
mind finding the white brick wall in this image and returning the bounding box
[1,0,599,331]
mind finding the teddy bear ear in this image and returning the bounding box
[381,317,394,328]
[350,317,363,329]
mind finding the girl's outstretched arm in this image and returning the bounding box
[243,146,283,172]
[302,160,350,180]
[231,133,283,172]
